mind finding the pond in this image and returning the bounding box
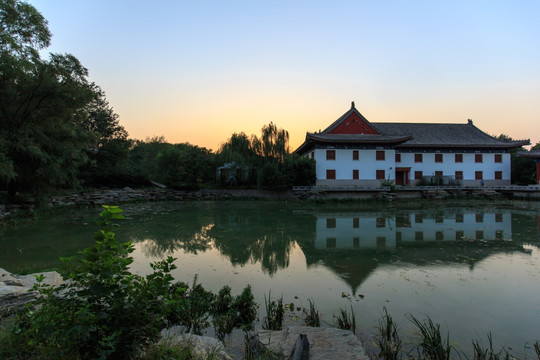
[1,200,540,356]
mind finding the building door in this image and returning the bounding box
[395,168,410,186]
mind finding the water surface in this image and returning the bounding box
[1,200,539,356]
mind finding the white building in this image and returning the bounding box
[294,103,529,186]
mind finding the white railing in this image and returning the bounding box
[292,185,540,192]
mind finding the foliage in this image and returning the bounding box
[262,291,285,331]
[0,205,257,359]
[472,333,515,360]
[126,138,214,189]
[302,299,321,327]
[0,0,129,201]
[333,306,356,334]
[211,284,258,340]
[408,314,452,360]
[376,307,402,360]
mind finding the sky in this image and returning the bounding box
[29,0,539,152]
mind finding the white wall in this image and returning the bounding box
[400,152,511,183]
[313,148,395,183]
[310,148,512,185]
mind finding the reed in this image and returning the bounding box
[376,307,402,360]
[408,314,452,360]
[302,299,321,327]
[333,305,356,335]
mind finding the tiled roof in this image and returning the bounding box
[373,122,529,149]
[518,150,540,158]
[294,104,530,154]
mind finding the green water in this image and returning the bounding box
[1,200,540,356]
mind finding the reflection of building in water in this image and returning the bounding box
[316,214,396,249]
[315,211,512,250]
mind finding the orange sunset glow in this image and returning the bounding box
[29,0,539,151]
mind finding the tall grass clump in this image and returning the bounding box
[333,305,356,334]
[262,291,285,331]
[376,307,402,360]
[408,314,452,360]
[302,299,321,327]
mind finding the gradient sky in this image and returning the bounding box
[29,0,539,151]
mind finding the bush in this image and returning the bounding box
[0,205,257,359]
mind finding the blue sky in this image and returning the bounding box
[30,0,539,150]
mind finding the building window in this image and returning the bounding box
[377,237,386,249]
[436,231,444,240]
[415,153,423,163]
[494,171,502,180]
[395,153,401,163]
[353,237,360,248]
[376,217,385,228]
[475,171,483,180]
[353,170,359,180]
[495,213,503,222]
[326,150,335,160]
[476,213,483,223]
[353,150,359,160]
[476,230,484,240]
[414,171,423,180]
[326,169,336,179]
[396,215,411,227]
[456,213,464,223]
[495,154,502,163]
[475,154,483,163]
[326,237,336,248]
[415,214,423,223]
[415,232,423,241]
[455,171,463,180]
[376,170,385,180]
[495,230,503,240]
[435,153,443,163]
[326,218,336,228]
[456,230,464,240]
[435,171,443,177]
[455,154,463,163]
[376,150,385,161]
[353,218,359,228]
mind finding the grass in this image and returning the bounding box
[408,314,453,360]
[262,291,285,331]
[302,299,321,327]
[333,305,356,335]
[376,307,402,360]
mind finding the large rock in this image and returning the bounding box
[0,268,63,316]
[160,326,232,360]
[258,326,370,360]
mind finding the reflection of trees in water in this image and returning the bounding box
[135,225,215,258]
[208,209,315,276]
[121,205,216,257]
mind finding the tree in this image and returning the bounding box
[495,134,535,185]
[82,84,128,148]
[0,0,125,200]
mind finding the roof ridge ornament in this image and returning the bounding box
[351,101,355,109]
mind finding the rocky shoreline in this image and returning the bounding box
[1,268,370,359]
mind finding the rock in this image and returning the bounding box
[0,268,63,316]
[160,326,232,360]
[258,326,369,360]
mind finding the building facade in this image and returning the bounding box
[294,103,529,186]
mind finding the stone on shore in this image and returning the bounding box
[0,268,63,316]
[257,326,370,360]
[160,326,232,360]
